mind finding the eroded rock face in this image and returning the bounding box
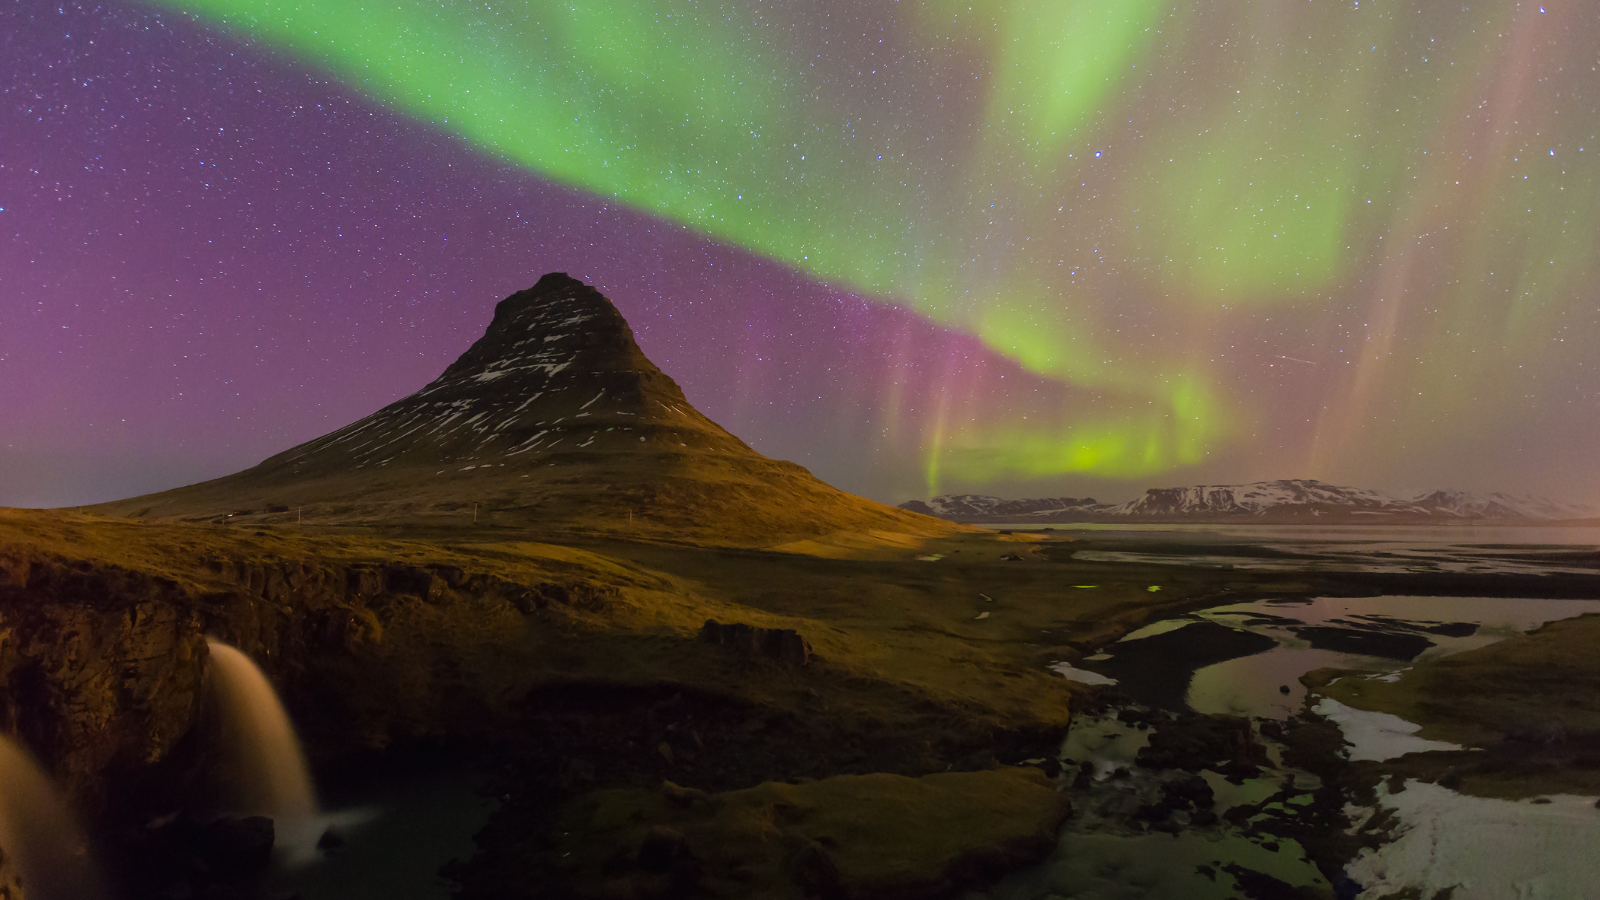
[0,547,608,816]
[0,553,207,811]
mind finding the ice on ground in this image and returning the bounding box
[1348,780,1600,900]
[1050,663,1117,686]
[1311,698,1463,761]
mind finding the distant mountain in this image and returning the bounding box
[899,479,1595,524]
[1403,489,1592,521]
[898,495,1101,520]
[91,273,956,546]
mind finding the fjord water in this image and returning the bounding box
[206,639,318,821]
[0,734,106,900]
[1029,522,1600,575]
[1005,523,1600,543]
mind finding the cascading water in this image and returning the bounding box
[0,734,106,900]
[206,639,318,822]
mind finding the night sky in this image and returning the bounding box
[4,1,1597,509]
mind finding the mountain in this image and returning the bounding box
[1114,480,1400,517]
[899,495,1100,520]
[1404,489,1592,521]
[91,273,955,546]
[900,479,1595,524]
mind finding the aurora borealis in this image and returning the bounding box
[3,1,1597,507]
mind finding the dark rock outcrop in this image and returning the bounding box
[0,552,207,812]
[1293,626,1433,661]
[699,619,811,667]
[1137,713,1266,775]
[0,543,618,815]
[463,769,1070,900]
[115,812,274,898]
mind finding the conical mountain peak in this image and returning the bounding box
[435,272,645,382]
[94,274,951,546]
[262,273,751,479]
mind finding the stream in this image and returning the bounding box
[988,591,1600,900]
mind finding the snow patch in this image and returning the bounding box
[1049,664,1117,686]
[1312,698,1464,761]
[1347,780,1600,899]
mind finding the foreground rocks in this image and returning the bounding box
[112,813,275,900]
[0,543,600,813]
[699,619,812,667]
[457,768,1070,900]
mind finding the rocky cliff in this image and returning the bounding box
[0,512,626,819]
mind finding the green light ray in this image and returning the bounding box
[145,0,1600,493]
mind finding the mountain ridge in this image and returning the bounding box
[900,479,1596,524]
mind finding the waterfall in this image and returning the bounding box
[206,639,318,822]
[0,734,106,900]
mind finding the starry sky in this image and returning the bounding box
[4,0,1598,509]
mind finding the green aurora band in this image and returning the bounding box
[147,0,1599,495]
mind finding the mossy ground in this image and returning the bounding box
[23,507,1591,895]
[0,507,1263,897]
[1317,614,1600,799]
[1,509,1254,741]
[483,768,1069,900]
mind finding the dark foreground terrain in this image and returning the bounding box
[2,509,1597,898]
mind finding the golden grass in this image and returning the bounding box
[0,508,1238,743]
[1319,614,1600,798]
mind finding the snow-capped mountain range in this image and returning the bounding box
[898,479,1597,523]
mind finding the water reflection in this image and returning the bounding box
[1190,647,1365,718]
[990,712,1330,900]
[1022,522,1600,576]
[1035,591,1600,900]
[1186,596,1600,718]
[1069,595,1600,719]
